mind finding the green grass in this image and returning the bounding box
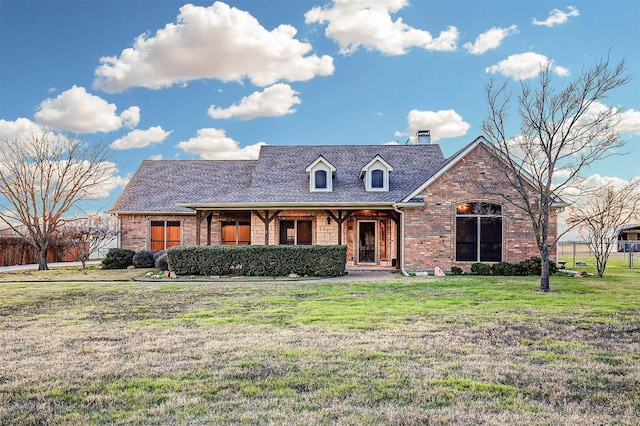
[0,261,638,424]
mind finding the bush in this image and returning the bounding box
[450,266,463,275]
[167,245,347,277]
[101,248,135,269]
[470,262,492,275]
[132,250,156,268]
[491,261,518,276]
[516,256,558,276]
[153,250,168,271]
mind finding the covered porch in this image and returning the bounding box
[192,208,401,268]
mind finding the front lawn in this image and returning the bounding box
[0,263,638,425]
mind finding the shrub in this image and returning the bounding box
[132,250,156,268]
[153,250,168,271]
[470,262,492,275]
[491,261,518,276]
[516,256,558,276]
[101,248,135,269]
[450,266,463,275]
[167,245,347,277]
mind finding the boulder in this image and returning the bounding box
[434,267,446,277]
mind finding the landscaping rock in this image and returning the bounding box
[434,267,446,277]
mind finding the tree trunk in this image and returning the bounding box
[37,247,49,271]
[539,260,550,292]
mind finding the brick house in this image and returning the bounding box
[109,136,562,273]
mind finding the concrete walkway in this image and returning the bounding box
[0,260,100,272]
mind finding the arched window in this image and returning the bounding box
[371,169,384,189]
[455,202,502,262]
[315,169,327,189]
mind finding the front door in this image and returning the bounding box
[358,221,376,264]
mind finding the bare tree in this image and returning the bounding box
[0,131,112,270]
[482,55,630,292]
[54,214,119,269]
[566,180,640,277]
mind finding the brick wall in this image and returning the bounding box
[402,143,558,272]
[118,214,197,252]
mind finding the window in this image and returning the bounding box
[306,156,336,192]
[150,220,181,251]
[315,170,327,189]
[371,169,384,189]
[221,221,251,245]
[455,202,502,262]
[279,220,312,245]
[360,155,392,192]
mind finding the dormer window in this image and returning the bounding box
[360,155,393,192]
[371,169,384,189]
[306,155,336,192]
[315,170,327,189]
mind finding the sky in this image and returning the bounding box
[1,0,639,216]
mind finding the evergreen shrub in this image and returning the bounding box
[153,250,168,271]
[101,248,135,269]
[167,245,347,277]
[132,250,156,268]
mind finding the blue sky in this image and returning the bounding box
[1,0,638,214]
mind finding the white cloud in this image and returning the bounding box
[305,0,458,55]
[485,52,568,80]
[401,109,471,142]
[617,109,640,135]
[34,86,139,133]
[463,25,517,55]
[110,126,172,150]
[581,102,640,137]
[208,83,301,120]
[94,2,334,92]
[0,118,47,142]
[532,6,580,27]
[176,128,265,160]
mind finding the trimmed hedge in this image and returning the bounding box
[101,248,135,269]
[167,245,347,277]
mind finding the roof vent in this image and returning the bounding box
[417,130,431,144]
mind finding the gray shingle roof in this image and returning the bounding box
[109,160,256,213]
[110,144,446,213]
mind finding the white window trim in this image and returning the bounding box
[360,156,393,192]
[306,156,336,192]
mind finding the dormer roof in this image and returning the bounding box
[305,155,337,175]
[359,154,393,178]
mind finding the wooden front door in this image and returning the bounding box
[357,221,376,264]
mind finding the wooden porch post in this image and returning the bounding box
[326,210,353,246]
[195,211,202,246]
[390,211,401,270]
[206,212,213,245]
[254,210,281,245]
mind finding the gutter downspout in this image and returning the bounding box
[393,203,410,276]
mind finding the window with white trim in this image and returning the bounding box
[361,155,392,192]
[306,156,336,192]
